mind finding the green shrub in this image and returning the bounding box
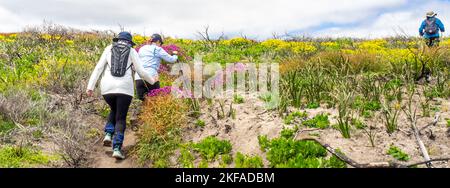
[199,159,209,168]
[352,118,366,129]
[362,111,373,118]
[235,152,264,168]
[364,101,382,111]
[387,145,410,162]
[0,117,15,136]
[32,130,44,140]
[178,144,195,168]
[259,130,346,168]
[306,102,320,109]
[302,114,330,129]
[0,145,53,168]
[280,126,299,139]
[233,94,244,104]
[258,135,271,152]
[195,119,206,128]
[264,137,326,168]
[327,149,347,168]
[193,136,232,162]
[220,154,233,168]
[98,105,110,119]
[284,111,308,124]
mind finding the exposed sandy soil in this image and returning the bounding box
[38,89,448,168]
[183,93,450,168]
[89,105,141,168]
[90,129,138,168]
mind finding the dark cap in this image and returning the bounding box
[151,33,164,44]
[113,31,136,46]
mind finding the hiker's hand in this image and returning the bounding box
[86,90,94,97]
[172,51,178,55]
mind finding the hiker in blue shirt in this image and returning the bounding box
[135,34,178,100]
[419,11,445,47]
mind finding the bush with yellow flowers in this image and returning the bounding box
[441,38,450,47]
[132,34,150,46]
[30,59,93,93]
[356,39,388,53]
[321,41,340,50]
[219,37,255,47]
[260,39,316,54]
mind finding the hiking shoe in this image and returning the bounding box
[103,133,112,147]
[112,147,125,160]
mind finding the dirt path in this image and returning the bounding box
[85,109,140,168]
[91,129,138,168]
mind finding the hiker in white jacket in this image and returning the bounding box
[86,32,157,160]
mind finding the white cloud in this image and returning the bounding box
[0,6,27,32]
[316,0,450,38]
[2,0,448,39]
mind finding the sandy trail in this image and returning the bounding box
[91,129,138,168]
[87,109,140,168]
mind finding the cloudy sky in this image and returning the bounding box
[0,0,449,39]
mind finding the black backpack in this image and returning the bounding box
[110,41,132,77]
[425,18,438,35]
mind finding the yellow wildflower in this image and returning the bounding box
[41,34,52,40]
[133,34,149,46]
[260,39,286,49]
[357,39,388,52]
[65,40,74,45]
[220,37,253,46]
[321,41,339,49]
[341,49,356,54]
[441,38,450,47]
[290,42,317,53]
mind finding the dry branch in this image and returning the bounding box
[296,136,450,168]
[419,112,440,134]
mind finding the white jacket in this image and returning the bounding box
[87,44,156,97]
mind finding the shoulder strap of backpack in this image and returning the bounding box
[426,17,437,25]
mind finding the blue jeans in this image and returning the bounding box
[103,94,132,149]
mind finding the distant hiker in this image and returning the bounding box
[417,12,445,82]
[86,32,157,160]
[135,34,178,101]
[419,11,445,47]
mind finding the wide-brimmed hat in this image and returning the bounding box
[113,31,136,46]
[426,11,437,18]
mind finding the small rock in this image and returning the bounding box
[224,124,232,134]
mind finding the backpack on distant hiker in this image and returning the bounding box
[425,18,439,35]
[110,41,132,77]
